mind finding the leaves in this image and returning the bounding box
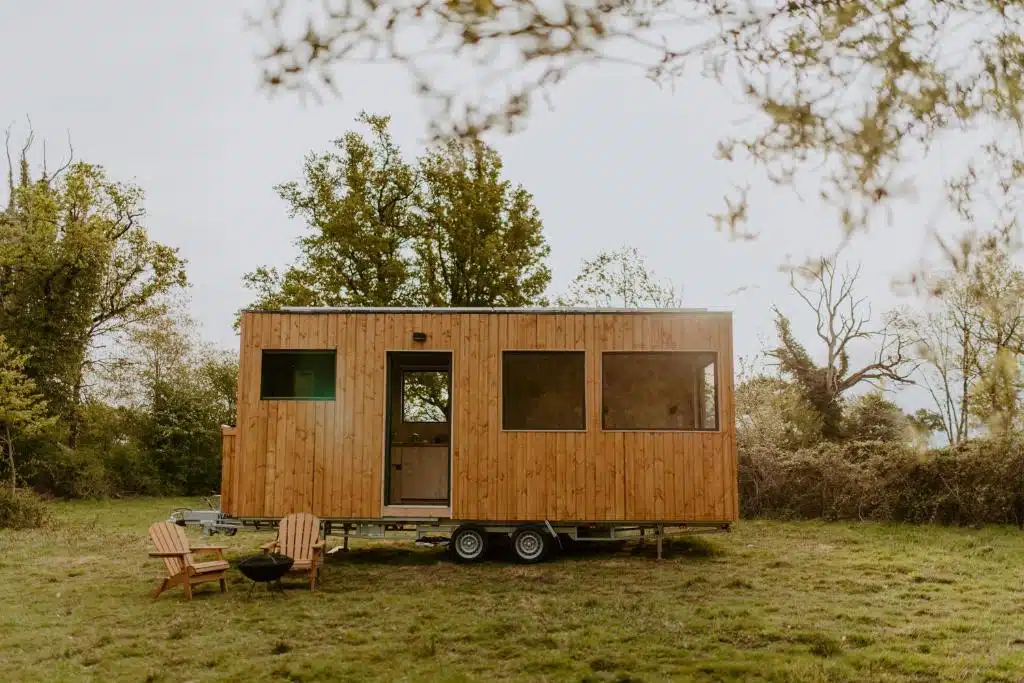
[244,113,552,311]
[557,245,682,308]
[248,0,1024,275]
[0,149,187,433]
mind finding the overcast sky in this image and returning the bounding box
[1,0,974,412]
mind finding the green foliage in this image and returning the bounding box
[557,245,681,308]
[142,377,224,496]
[416,138,550,306]
[0,487,48,529]
[0,151,187,437]
[735,375,822,450]
[250,0,1024,274]
[739,436,1024,527]
[768,260,912,440]
[246,112,419,309]
[244,113,551,312]
[902,245,1024,441]
[842,391,912,443]
[0,336,55,490]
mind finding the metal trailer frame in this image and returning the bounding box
[170,497,731,561]
[238,516,731,561]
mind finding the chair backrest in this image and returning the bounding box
[277,513,321,562]
[149,522,193,576]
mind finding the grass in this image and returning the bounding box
[3,498,1024,682]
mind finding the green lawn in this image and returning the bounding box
[2,498,1023,682]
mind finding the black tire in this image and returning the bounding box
[450,526,488,563]
[511,526,551,564]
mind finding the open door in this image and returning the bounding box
[385,351,451,506]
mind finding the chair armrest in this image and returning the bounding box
[260,540,278,552]
[312,540,325,549]
[149,551,189,558]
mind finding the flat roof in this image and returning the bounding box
[248,306,732,315]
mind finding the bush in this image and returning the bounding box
[739,436,1024,527]
[23,442,111,499]
[0,487,49,529]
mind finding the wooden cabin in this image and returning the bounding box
[221,308,737,542]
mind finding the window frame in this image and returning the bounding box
[259,349,338,401]
[500,349,588,433]
[599,349,720,433]
[400,369,451,424]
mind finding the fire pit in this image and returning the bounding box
[237,553,294,596]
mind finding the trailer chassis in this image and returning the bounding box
[229,515,731,563]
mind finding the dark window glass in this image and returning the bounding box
[602,351,717,430]
[260,350,336,400]
[502,351,586,430]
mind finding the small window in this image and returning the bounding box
[602,351,717,431]
[402,371,450,423]
[502,351,586,431]
[260,350,336,400]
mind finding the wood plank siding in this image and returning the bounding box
[223,309,737,523]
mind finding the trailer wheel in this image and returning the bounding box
[511,527,550,564]
[451,526,488,563]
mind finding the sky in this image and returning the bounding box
[0,0,972,413]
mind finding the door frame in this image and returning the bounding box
[382,350,454,514]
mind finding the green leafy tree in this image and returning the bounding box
[244,112,419,309]
[900,246,1024,440]
[557,245,681,308]
[0,134,186,442]
[245,115,552,311]
[896,276,977,445]
[416,138,551,306]
[735,374,823,450]
[0,336,55,490]
[769,259,913,440]
[842,390,911,443]
[101,306,237,495]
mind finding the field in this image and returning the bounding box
[3,499,1023,682]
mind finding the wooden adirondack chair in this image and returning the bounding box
[260,512,324,590]
[148,522,229,600]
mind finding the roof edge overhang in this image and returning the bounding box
[242,306,732,316]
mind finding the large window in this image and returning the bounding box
[502,351,586,431]
[260,350,336,400]
[602,351,717,431]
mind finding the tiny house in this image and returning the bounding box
[220,307,737,562]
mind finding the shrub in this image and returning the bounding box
[0,487,49,529]
[739,436,1024,526]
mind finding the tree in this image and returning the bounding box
[842,390,911,443]
[0,336,55,490]
[900,247,1024,441]
[0,133,187,441]
[244,112,419,309]
[557,245,682,308]
[99,306,238,495]
[897,276,978,445]
[735,374,823,450]
[245,114,553,311]
[416,138,551,306]
[248,1,1024,268]
[962,248,1024,434]
[768,259,913,440]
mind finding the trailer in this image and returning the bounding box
[219,307,737,562]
